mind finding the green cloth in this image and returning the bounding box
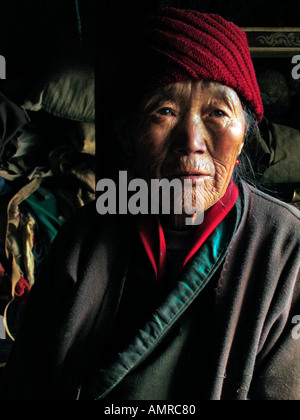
[24,187,62,243]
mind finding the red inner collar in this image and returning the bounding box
[136,182,239,282]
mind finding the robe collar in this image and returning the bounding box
[136,182,239,282]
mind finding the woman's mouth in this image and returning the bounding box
[163,171,211,180]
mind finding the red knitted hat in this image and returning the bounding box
[115,8,263,123]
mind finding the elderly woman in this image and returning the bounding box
[1,8,299,400]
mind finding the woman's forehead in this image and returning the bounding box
[145,80,242,108]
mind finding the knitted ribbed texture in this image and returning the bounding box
[128,8,263,122]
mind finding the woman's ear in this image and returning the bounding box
[238,141,244,156]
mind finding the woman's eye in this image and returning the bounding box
[210,109,227,118]
[156,107,175,116]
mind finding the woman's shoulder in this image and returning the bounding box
[239,181,300,246]
[241,181,300,222]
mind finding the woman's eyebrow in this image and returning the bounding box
[207,85,237,110]
[144,89,178,112]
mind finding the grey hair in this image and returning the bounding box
[232,102,262,188]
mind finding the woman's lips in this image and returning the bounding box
[164,171,211,180]
[178,174,209,181]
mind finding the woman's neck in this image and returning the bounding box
[160,212,201,231]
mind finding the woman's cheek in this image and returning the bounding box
[133,131,166,179]
[211,120,245,165]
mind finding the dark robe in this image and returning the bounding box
[0,181,299,400]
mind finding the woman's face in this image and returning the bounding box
[129,79,246,212]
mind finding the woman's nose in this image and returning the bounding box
[172,114,207,155]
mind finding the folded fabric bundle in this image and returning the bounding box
[0,92,96,311]
[246,118,300,185]
[0,92,29,163]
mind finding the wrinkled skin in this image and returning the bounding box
[124,80,246,228]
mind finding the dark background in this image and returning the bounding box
[0,0,299,126]
[1,0,299,77]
